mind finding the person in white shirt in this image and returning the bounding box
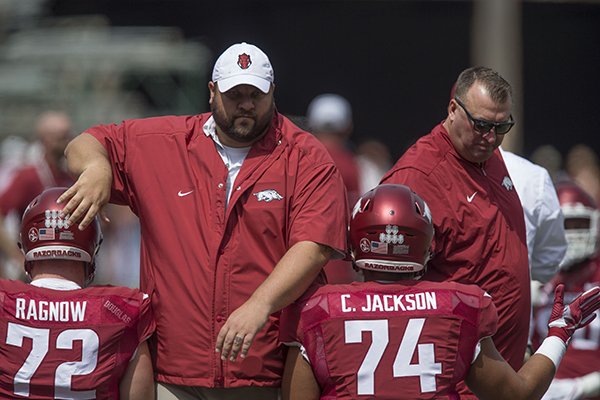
[500,147,567,284]
[501,147,568,365]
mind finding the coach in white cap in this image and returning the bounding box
[59,42,348,399]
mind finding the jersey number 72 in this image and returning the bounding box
[5,322,99,399]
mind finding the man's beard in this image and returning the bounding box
[211,102,274,145]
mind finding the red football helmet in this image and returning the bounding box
[556,181,599,270]
[350,184,434,277]
[19,187,103,283]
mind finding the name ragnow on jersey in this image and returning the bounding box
[0,280,155,399]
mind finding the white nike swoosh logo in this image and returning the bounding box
[178,190,194,197]
[467,192,477,203]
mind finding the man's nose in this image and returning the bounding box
[238,97,255,110]
[482,128,497,143]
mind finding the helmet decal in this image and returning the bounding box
[379,225,404,244]
[359,238,370,252]
[28,228,38,242]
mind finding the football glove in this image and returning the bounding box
[548,284,600,345]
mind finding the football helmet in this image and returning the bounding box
[19,187,103,283]
[350,184,434,276]
[557,181,599,270]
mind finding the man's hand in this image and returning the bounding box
[215,298,271,363]
[548,284,600,345]
[57,162,112,230]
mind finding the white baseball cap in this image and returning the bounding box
[307,94,353,133]
[212,42,274,94]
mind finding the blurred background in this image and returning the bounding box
[0,0,598,286]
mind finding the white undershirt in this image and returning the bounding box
[31,277,81,291]
[203,116,251,206]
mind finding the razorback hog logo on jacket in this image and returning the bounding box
[238,53,252,69]
[254,189,283,202]
[502,176,514,191]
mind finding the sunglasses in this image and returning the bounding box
[454,97,515,135]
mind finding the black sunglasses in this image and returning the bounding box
[454,97,515,135]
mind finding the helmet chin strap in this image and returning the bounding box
[83,262,95,287]
[24,260,34,280]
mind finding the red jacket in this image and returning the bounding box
[381,123,530,380]
[88,112,348,387]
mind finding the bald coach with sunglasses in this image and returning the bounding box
[381,66,529,399]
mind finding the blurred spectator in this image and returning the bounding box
[532,180,600,400]
[307,93,361,205]
[566,144,600,205]
[356,139,392,194]
[0,135,28,192]
[307,94,361,284]
[95,204,141,288]
[530,144,566,183]
[0,111,73,278]
[306,94,392,199]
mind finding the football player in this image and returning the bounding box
[0,187,155,399]
[281,184,600,399]
[532,180,600,400]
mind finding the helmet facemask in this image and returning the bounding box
[556,181,600,271]
[560,204,599,270]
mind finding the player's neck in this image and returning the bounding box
[30,260,86,287]
[364,270,404,282]
[31,276,82,290]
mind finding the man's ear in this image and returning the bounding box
[208,81,216,105]
[448,99,458,123]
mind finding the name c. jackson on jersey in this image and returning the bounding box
[340,291,437,313]
[15,298,87,322]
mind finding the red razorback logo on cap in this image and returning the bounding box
[237,53,252,69]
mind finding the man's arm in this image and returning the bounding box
[467,285,600,400]
[530,170,567,283]
[215,240,334,362]
[282,346,320,400]
[119,341,155,400]
[57,133,112,230]
[466,337,555,400]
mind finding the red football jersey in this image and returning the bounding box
[281,280,498,399]
[532,257,600,399]
[0,280,154,399]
